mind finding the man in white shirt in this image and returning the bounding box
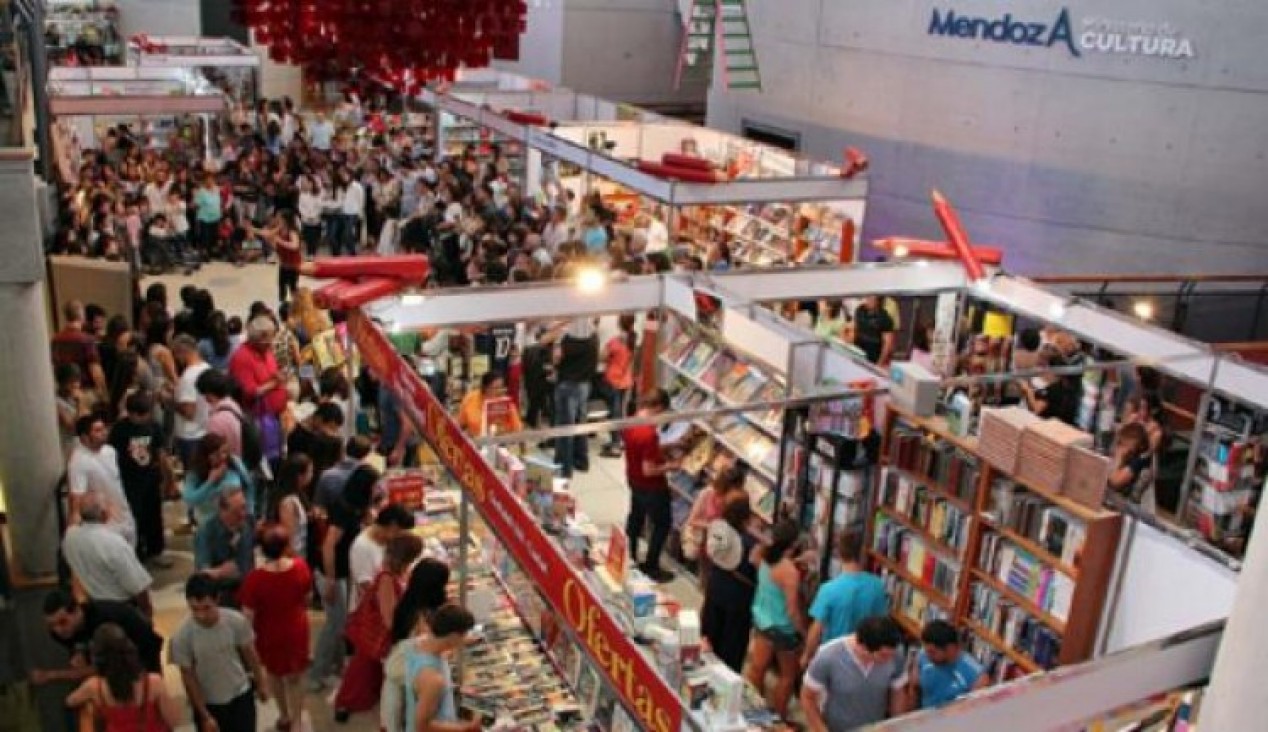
[643,210,669,254]
[542,205,571,255]
[62,492,153,614]
[338,171,366,256]
[347,504,415,607]
[171,334,211,466]
[309,111,336,152]
[67,415,137,546]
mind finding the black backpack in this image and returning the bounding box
[215,403,264,472]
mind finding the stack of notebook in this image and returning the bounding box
[1017,419,1094,494]
[978,407,1041,474]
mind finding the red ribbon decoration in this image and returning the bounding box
[230,0,527,87]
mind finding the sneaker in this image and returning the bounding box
[334,709,350,724]
[599,445,622,458]
[640,564,675,584]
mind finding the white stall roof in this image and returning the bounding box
[49,65,226,115]
[129,35,260,68]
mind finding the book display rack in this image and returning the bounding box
[869,407,1123,683]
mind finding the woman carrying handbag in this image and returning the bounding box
[333,533,424,722]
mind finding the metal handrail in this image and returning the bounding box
[1033,273,1268,285]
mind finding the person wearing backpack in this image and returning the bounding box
[197,368,268,514]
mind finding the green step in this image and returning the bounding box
[728,65,758,71]
[728,82,762,90]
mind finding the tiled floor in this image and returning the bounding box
[141,264,706,730]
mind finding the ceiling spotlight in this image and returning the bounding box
[576,267,607,295]
[1133,300,1155,320]
[893,244,910,258]
[1048,302,1067,319]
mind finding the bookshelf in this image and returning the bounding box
[868,406,1123,681]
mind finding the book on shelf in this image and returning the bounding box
[665,332,696,364]
[702,351,737,389]
[977,534,1074,622]
[985,479,1087,567]
[884,571,950,627]
[881,468,971,555]
[968,583,1062,669]
[678,340,718,376]
[888,426,981,505]
[872,512,962,599]
[964,634,1030,684]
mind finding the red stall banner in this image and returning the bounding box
[347,309,683,732]
[383,471,426,512]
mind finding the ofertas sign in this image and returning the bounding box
[927,8,1195,60]
[347,309,682,732]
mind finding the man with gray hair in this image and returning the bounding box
[171,332,212,467]
[193,485,255,608]
[228,315,287,482]
[62,492,154,615]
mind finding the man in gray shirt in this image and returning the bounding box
[802,616,912,731]
[170,573,267,732]
[62,492,153,614]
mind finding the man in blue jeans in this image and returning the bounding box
[554,319,599,478]
[622,389,679,583]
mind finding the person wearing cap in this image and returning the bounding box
[621,388,680,583]
[700,493,758,673]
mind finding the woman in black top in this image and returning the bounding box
[699,494,759,674]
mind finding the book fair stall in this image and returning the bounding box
[332,249,1262,725]
[125,34,261,103]
[45,1,123,66]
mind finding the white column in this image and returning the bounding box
[1199,482,1268,729]
[0,150,63,578]
[0,283,63,577]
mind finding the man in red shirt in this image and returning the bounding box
[228,316,288,489]
[622,389,679,583]
[51,300,107,398]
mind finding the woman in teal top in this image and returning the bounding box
[746,520,808,719]
[181,432,253,525]
[407,604,479,732]
[192,173,222,257]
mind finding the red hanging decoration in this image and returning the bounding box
[231,0,527,89]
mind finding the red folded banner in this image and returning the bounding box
[306,255,430,282]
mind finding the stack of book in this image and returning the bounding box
[969,583,1063,669]
[1188,435,1258,543]
[1062,444,1111,509]
[1016,419,1094,494]
[872,513,962,599]
[978,407,1040,473]
[978,535,1075,623]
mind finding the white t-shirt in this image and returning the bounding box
[175,362,212,441]
[348,532,385,607]
[62,523,152,602]
[645,218,669,253]
[67,443,137,545]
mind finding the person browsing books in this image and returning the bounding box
[911,620,987,709]
[621,389,681,584]
[801,532,890,667]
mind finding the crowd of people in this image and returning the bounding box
[42,279,481,731]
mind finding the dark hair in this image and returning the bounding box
[109,350,141,414]
[43,588,78,616]
[144,307,171,350]
[921,619,959,649]
[190,432,227,482]
[272,452,312,518]
[343,465,380,513]
[618,313,638,351]
[91,623,143,703]
[195,368,232,399]
[837,531,866,563]
[207,311,231,357]
[1138,366,1162,392]
[391,558,452,642]
[345,435,374,460]
[640,388,670,411]
[185,572,219,601]
[385,534,425,574]
[764,519,802,564]
[479,370,505,391]
[713,465,746,495]
[430,604,476,638]
[374,503,416,530]
[104,315,131,347]
[124,390,153,417]
[856,616,902,652]
[1117,422,1150,456]
[84,303,106,324]
[259,524,291,560]
[55,362,82,388]
[319,367,350,399]
[1018,328,1042,352]
[75,414,102,437]
[314,402,345,427]
[144,283,167,308]
[721,492,753,529]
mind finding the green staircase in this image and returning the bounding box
[675,0,762,92]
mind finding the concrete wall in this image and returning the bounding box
[114,0,201,38]
[707,0,1268,275]
[499,0,707,107]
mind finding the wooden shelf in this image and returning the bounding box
[882,464,975,515]
[1008,470,1118,523]
[962,618,1042,675]
[875,504,964,561]
[983,519,1080,579]
[971,569,1067,635]
[868,550,955,612]
[891,407,980,454]
[891,611,924,640]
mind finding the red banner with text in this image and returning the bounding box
[348,309,682,732]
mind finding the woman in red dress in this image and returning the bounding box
[240,524,312,731]
[333,532,424,721]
